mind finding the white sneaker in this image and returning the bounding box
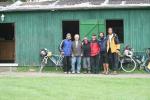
[68,72,71,74]
[64,72,67,74]
[77,72,80,74]
[72,71,75,74]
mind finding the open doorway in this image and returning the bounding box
[0,23,15,63]
[62,21,79,40]
[106,20,124,43]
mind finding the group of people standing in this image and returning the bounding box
[59,27,120,75]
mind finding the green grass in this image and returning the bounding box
[0,77,150,100]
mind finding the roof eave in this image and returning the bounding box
[1,4,150,12]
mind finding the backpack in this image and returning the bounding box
[113,33,120,44]
[148,62,150,69]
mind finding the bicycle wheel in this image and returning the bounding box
[121,57,136,72]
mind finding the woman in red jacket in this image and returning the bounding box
[90,34,100,74]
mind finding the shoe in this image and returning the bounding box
[102,71,106,74]
[83,71,87,74]
[112,71,118,75]
[105,71,109,75]
[68,72,71,74]
[88,71,91,74]
[64,72,67,74]
[72,71,75,74]
[77,72,80,74]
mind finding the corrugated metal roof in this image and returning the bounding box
[27,0,150,5]
[20,1,56,5]
[0,0,150,12]
[55,0,105,5]
[0,2,12,7]
[125,0,150,4]
[109,0,150,4]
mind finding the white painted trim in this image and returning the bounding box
[0,63,18,67]
[1,4,150,12]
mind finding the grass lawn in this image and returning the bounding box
[0,77,150,100]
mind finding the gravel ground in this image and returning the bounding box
[0,72,150,78]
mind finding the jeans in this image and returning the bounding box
[83,57,91,71]
[71,56,81,72]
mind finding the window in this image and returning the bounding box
[62,21,79,40]
[0,23,15,63]
[106,20,124,43]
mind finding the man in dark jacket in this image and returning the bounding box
[90,34,100,74]
[99,32,109,75]
[59,33,72,74]
[82,37,91,74]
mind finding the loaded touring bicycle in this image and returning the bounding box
[40,48,64,72]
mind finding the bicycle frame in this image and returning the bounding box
[40,49,64,72]
[133,49,150,72]
[49,55,64,68]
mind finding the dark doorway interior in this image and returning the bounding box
[106,20,124,43]
[62,21,79,40]
[0,23,15,63]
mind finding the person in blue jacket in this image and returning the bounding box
[99,32,109,75]
[59,33,72,74]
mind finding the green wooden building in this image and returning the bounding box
[0,0,150,66]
